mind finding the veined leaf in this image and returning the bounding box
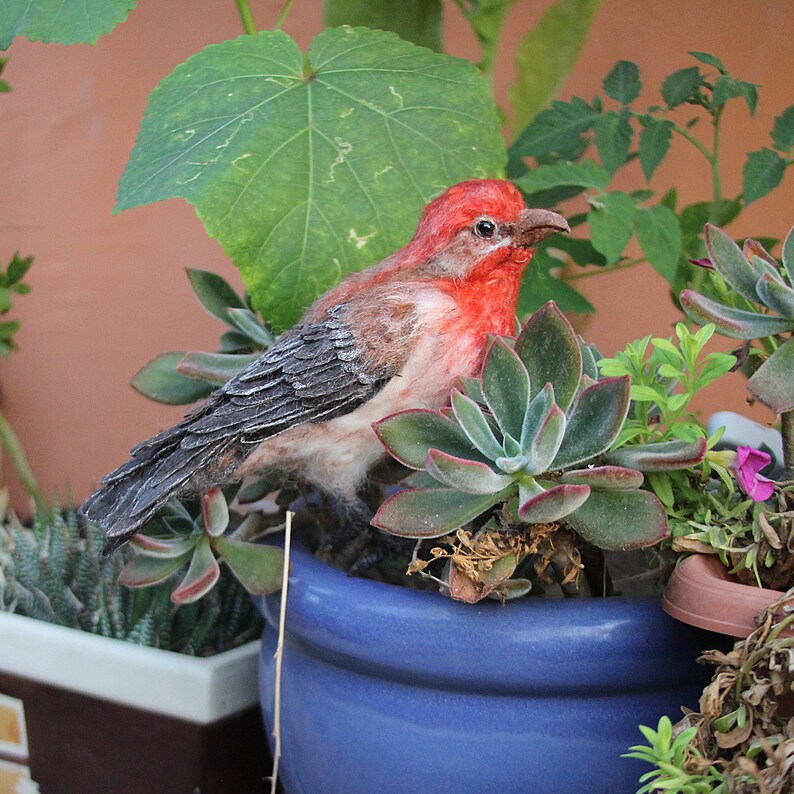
[602,60,641,104]
[514,158,610,194]
[587,191,637,264]
[594,110,632,173]
[117,28,504,331]
[638,117,672,182]
[771,105,794,152]
[743,148,785,206]
[633,204,681,284]
[511,97,599,158]
[0,0,136,47]
[660,66,702,109]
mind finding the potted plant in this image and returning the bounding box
[659,221,794,639]
[0,505,268,793]
[248,302,727,794]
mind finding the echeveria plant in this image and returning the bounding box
[680,222,794,479]
[372,302,706,602]
[118,487,284,604]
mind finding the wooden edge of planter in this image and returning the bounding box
[662,553,792,639]
[0,612,260,723]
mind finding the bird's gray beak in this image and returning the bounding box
[512,208,570,247]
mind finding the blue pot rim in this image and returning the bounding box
[257,534,713,695]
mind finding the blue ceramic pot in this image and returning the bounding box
[257,537,720,794]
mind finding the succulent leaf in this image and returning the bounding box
[578,337,600,380]
[425,449,514,495]
[565,490,669,550]
[374,409,488,469]
[226,308,275,348]
[481,338,530,440]
[783,224,794,285]
[214,536,284,594]
[704,223,763,302]
[371,486,512,538]
[553,376,630,469]
[747,338,794,413]
[451,389,505,460]
[525,403,567,474]
[186,268,247,323]
[131,533,197,558]
[515,302,582,412]
[680,290,792,339]
[177,352,260,385]
[561,465,644,490]
[520,382,555,449]
[401,470,444,489]
[456,375,485,404]
[517,482,591,523]
[118,550,192,588]
[202,487,229,537]
[606,438,707,471]
[755,272,794,319]
[171,536,221,604]
[449,550,518,604]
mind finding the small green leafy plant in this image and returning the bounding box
[0,507,263,654]
[629,588,794,794]
[596,323,736,522]
[372,302,706,603]
[624,716,723,794]
[510,52,794,315]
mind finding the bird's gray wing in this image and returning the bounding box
[85,304,396,545]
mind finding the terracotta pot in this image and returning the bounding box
[663,554,792,638]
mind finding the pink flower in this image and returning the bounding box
[732,445,775,502]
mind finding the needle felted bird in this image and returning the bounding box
[80,179,569,553]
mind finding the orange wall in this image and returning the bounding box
[1,0,792,513]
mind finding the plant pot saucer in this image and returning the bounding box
[663,553,792,638]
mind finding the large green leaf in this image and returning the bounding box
[509,0,601,134]
[514,158,610,194]
[324,0,442,51]
[0,0,136,48]
[511,97,599,159]
[117,28,504,331]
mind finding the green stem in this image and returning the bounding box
[781,410,794,480]
[0,407,46,514]
[562,257,645,282]
[235,0,257,35]
[274,0,296,30]
[708,108,723,222]
[670,123,712,162]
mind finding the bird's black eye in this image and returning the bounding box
[474,219,496,239]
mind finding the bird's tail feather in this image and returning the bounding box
[79,420,236,554]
